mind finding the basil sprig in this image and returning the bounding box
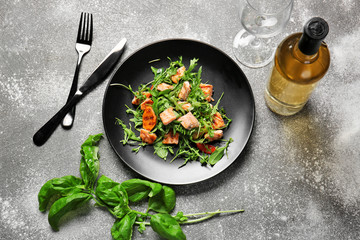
[38,133,244,240]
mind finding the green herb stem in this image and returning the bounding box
[181,209,244,224]
[92,196,117,216]
[148,59,161,63]
[183,209,244,217]
[135,221,151,226]
[181,212,218,224]
[132,210,151,217]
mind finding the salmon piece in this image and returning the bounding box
[132,96,140,105]
[177,112,199,130]
[140,129,157,144]
[200,84,214,102]
[212,112,225,129]
[170,66,186,83]
[204,130,223,142]
[162,131,180,145]
[140,98,154,110]
[178,81,191,100]
[132,92,152,105]
[177,101,192,111]
[160,107,177,125]
[157,83,174,91]
[143,92,152,98]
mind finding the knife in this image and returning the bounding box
[33,38,127,146]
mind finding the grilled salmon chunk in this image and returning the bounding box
[162,131,180,145]
[156,83,174,91]
[177,101,192,111]
[212,112,225,129]
[140,98,154,110]
[160,107,177,125]
[204,130,223,142]
[200,84,214,102]
[140,129,157,144]
[171,66,186,83]
[178,81,191,100]
[177,112,199,130]
[132,92,152,105]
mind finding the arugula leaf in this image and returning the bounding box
[150,213,186,240]
[110,83,137,95]
[148,185,176,213]
[125,105,143,130]
[120,179,162,202]
[153,141,175,160]
[187,58,198,73]
[165,56,183,80]
[79,133,103,190]
[211,92,224,116]
[115,118,141,144]
[220,107,232,128]
[111,212,137,240]
[48,192,92,231]
[38,175,83,212]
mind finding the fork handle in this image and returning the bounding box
[61,53,85,129]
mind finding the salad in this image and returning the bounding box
[113,57,233,167]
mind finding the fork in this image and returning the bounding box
[61,12,93,129]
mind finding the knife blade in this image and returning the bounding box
[33,38,127,146]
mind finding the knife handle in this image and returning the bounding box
[33,91,83,146]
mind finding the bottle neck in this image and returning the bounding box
[293,41,319,64]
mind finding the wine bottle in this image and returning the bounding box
[265,17,330,116]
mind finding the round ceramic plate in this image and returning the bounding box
[102,39,255,185]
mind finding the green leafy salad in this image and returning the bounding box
[113,57,233,166]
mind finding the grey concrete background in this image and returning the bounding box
[1,0,359,239]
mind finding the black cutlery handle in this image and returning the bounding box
[33,92,83,146]
[62,54,83,129]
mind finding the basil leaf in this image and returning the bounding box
[208,138,233,166]
[121,179,162,202]
[208,147,225,166]
[150,213,186,240]
[80,133,103,189]
[148,186,176,213]
[113,204,131,220]
[111,212,137,240]
[48,192,92,231]
[38,175,82,212]
[95,175,130,218]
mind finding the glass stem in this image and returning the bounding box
[251,37,261,48]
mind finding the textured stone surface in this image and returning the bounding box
[1,0,359,239]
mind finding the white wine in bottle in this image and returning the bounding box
[265,17,330,116]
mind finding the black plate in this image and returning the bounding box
[102,39,255,185]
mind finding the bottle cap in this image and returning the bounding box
[298,17,329,55]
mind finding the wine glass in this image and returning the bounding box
[233,0,294,68]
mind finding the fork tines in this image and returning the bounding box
[77,12,93,44]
